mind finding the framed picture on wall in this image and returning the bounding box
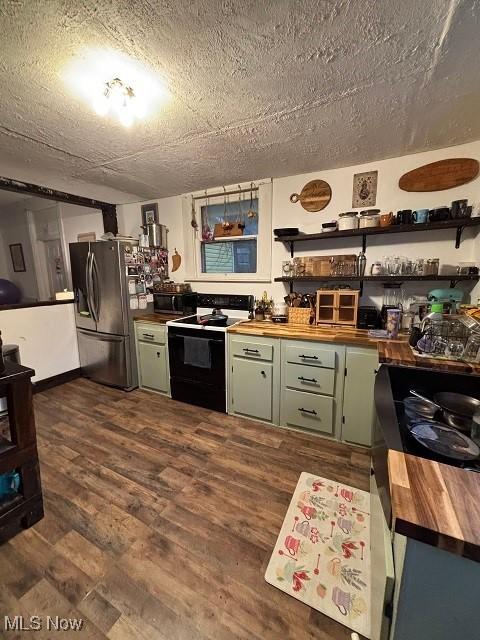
[9,243,26,272]
[352,170,378,208]
[141,203,159,226]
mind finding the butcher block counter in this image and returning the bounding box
[133,312,178,324]
[388,450,480,562]
[379,340,480,375]
[227,320,403,347]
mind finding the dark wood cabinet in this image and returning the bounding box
[0,361,43,543]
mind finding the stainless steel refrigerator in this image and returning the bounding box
[69,241,150,390]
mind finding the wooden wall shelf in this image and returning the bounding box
[274,217,480,251]
[274,274,479,294]
[275,275,479,283]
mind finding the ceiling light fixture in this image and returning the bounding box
[93,77,138,127]
[63,49,170,128]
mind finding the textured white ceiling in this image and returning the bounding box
[0,0,479,204]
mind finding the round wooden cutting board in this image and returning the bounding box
[399,158,479,192]
[290,179,332,212]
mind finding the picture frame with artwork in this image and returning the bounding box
[141,203,159,226]
[352,170,378,208]
[9,243,26,272]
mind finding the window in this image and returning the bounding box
[183,181,272,282]
[200,197,258,274]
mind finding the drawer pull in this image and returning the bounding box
[298,407,317,415]
[298,376,317,383]
[243,348,260,354]
[143,333,155,339]
[299,354,318,360]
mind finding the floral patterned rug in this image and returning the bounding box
[265,473,371,638]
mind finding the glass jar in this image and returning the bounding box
[463,333,480,361]
[359,211,380,228]
[425,258,440,275]
[414,258,425,275]
[337,212,359,231]
[371,261,383,275]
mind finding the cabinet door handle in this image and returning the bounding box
[157,352,161,357]
[143,333,155,339]
[299,354,318,360]
[298,407,317,415]
[243,348,260,354]
[260,370,266,376]
[298,376,317,383]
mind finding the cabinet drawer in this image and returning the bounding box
[231,338,273,361]
[135,323,166,345]
[285,344,335,369]
[282,389,334,435]
[284,362,335,396]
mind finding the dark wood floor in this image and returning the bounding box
[0,379,370,639]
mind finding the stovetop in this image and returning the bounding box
[168,314,244,328]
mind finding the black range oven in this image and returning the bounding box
[168,326,226,413]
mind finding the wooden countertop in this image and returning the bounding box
[379,341,480,375]
[227,320,402,347]
[133,313,178,324]
[388,450,480,562]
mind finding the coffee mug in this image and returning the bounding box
[413,209,429,224]
[0,471,20,497]
[396,209,413,224]
[451,199,469,219]
[429,207,450,222]
[379,212,393,227]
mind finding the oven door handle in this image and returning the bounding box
[168,333,224,345]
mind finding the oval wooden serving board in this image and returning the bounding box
[290,179,332,212]
[399,158,479,192]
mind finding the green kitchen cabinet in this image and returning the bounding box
[280,339,345,438]
[341,346,378,446]
[228,335,280,424]
[135,322,170,395]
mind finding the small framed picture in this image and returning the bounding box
[141,203,159,226]
[352,170,378,208]
[9,243,26,272]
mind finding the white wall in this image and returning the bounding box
[0,303,79,381]
[60,203,104,246]
[118,139,480,305]
[0,203,39,301]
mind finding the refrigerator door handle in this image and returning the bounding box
[85,251,94,320]
[91,252,101,323]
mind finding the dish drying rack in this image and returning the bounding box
[414,314,480,361]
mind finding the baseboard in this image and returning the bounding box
[33,368,82,394]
